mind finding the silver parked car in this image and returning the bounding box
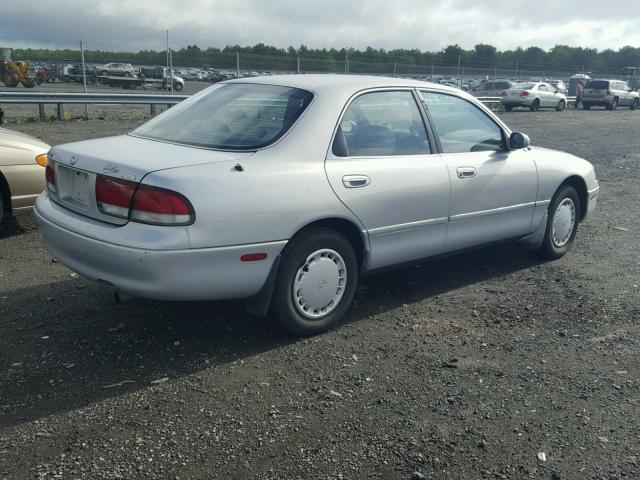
[470,80,518,97]
[501,82,568,111]
[34,75,599,335]
[581,79,640,110]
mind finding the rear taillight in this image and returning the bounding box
[130,184,195,226]
[95,174,194,226]
[45,161,56,193]
[96,175,136,219]
[500,91,507,96]
[519,91,530,97]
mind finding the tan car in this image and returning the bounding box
[0,128,49,224]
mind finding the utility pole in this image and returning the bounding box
[345,49,349,74]
[297,55,300,74]
[236,52,240,78]
[393,63,397,78]
[515,59,519,80]
[167,30,173,95]
[80,40,88,119]
[457,56,461,83]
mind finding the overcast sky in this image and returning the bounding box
[2,0,640,52]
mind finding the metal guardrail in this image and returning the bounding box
[0,92,188,120]
[0,91,578,122]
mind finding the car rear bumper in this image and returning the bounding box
[34,198,287,301]
[501,98,533,107]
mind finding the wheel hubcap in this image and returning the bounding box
[293,249,347,320]
[551,198,576,247]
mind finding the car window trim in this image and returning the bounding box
[326,87,435,160]
[417,89,510,154]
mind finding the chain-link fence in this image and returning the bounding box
[1,42,638,121]
[3,43,638,91]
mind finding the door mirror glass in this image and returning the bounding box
[509,132,530,150]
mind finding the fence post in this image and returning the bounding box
[57,103,65,121]
[80,40,88,119]
[431,65,434,80]
[38,103,46,121]
[393,63,397,77]
[150,104,157,117]
[297,56,300,74]
[236,52,240,78]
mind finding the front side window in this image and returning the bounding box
[420,91,504,154]
[333,91,430,157]
[133,83,313,150]
[538,84,548,91]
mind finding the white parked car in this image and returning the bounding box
[501,82,568,111]
[35,75,599,335]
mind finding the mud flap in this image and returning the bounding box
[244,254,281,317]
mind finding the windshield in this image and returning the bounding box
[585,80,609,90]
[132,83,314,150]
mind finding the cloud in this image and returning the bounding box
[1,0,640,52]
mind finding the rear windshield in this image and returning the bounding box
[132,83,314,150]
[585,80,609,90]
[519,83,536,90]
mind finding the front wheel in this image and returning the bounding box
[272,227,358,336]
[630,98,638,110]
[539,185,581,259]
[582,103,591,110]
[556,100,566,111]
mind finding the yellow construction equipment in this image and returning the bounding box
[0,47,36,88]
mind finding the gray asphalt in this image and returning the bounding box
[1,108,639,480]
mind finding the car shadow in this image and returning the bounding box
[0,217,27,239]
[0,243,544,428]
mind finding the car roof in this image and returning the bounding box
[223,73,461,95]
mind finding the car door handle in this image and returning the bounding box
[342,175,371,188]
[456,167,477,179]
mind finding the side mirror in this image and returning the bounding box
[509,132,530,150]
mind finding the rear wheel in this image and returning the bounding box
[272,227,358,336]
[504,104,513,112]
[529,99,540,111]
[582,103,591,110]
[556,100,566,111]
[539,185,581,259]
[607,98,618,110]
[0,187,8,227]
[631,98,638,110]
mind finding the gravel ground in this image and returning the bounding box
[1,109,639,479]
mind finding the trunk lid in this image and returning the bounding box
[48,134,253,225]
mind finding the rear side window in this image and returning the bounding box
[494,82,509,90]
[420,91,504,154]
[133,83,313,150]
[333,91,430,157]
[586,80,609,90]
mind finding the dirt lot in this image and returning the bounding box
[1,109,639,480]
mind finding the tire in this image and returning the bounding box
[529,99,540,111]
[173,82,184,92]
[100,71,108,77]
[631,98,638,110]
[0,185,8,227]
[539,185,581,260]
[272,227,359,336]
[504,105,513,112]
[607,98,618,111]
[556,100,566,111]
[582,103,591,110]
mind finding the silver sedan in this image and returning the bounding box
[35,75,599,335]
[501,82,568,111]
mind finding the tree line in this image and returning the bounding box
[12,43,640,74]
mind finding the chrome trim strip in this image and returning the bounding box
[536,199,551,207]
[450,201,536,221]
[588,186,600,199]
[368,217,448,235]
